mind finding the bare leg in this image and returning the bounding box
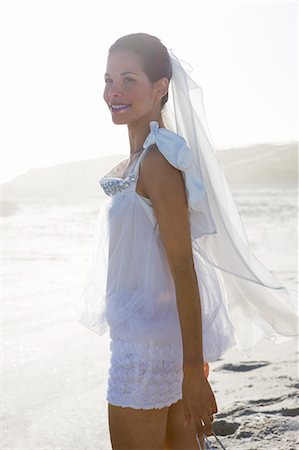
[108,402,169,450]
[164,399,205,450]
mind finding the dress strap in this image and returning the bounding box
[131,146,151,181]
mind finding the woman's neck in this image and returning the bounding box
[127,115,165,157]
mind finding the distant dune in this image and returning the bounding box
[2,155,125,202]
[2,142,298,202]
[217,142,298,188]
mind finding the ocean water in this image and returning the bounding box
[2,188,298,449]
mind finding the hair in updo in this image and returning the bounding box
[108,33,172,109]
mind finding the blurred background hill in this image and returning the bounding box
[2,142,298,203]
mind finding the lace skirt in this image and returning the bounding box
[107,335,184,410]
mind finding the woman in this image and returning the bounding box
[79,33,298,450]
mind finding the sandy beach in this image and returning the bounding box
[2,144,298,449]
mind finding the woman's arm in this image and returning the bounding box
[140,144,204,367]
[139,144,217,436]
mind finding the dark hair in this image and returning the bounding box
[108,33,172,108]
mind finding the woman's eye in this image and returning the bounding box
[124,77,135,84]
[104,78,112,84]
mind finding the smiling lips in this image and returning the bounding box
[110,104,131,112]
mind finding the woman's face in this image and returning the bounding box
[103,50,163,125]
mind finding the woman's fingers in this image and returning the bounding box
[201,413,213,436]
[211,393,218,414]
[182,372,218,437]
[195,419,205,440]
[190,404,214,436]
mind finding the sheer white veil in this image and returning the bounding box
[162,49,298,354]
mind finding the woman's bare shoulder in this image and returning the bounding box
[139,142,188,216]
[141,143,182,184]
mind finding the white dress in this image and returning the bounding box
[78,121,297,410]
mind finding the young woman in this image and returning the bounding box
[79,33,298,450]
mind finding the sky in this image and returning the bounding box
[1,0,298,182]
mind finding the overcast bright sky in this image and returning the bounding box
[1,0,298,182]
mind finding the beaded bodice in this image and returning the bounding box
[99,146,147,198]
[99,173,136,197]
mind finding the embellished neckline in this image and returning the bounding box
[99,173,136,197]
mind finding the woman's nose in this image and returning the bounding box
[109,82,123,97]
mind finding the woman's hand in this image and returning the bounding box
[182,364,218,438]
